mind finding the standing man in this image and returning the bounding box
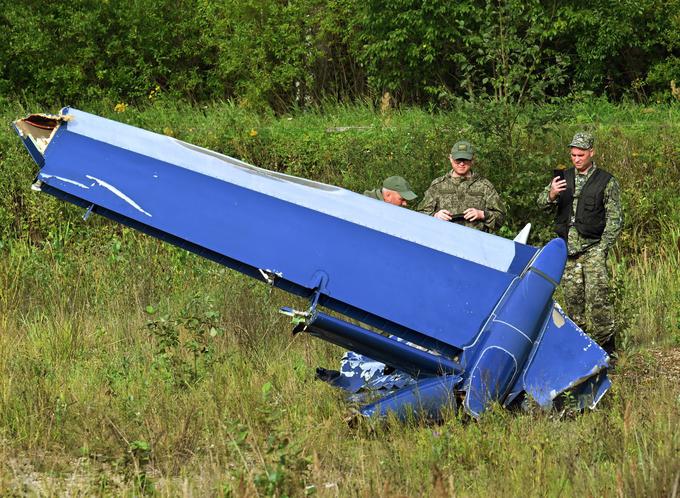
[364,175,418,206]
[417,140,505,232]
[537,132,623,354]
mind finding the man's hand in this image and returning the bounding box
[434,209,452,221]
[463,208,484,221]
[548,176,567,201]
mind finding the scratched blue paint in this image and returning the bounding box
[14,108,611,419]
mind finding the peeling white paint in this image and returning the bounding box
[39,173,90,189]
[551,307,566,328]
[85,175,152,217]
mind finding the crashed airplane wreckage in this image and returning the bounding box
[14,108,610,420]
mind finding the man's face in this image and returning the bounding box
[383,190,408,206]
[450,156,473,177]
[570,147,594,172]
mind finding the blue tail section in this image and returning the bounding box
[13,109,611,420]
[460,238,566,417]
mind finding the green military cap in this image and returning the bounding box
[382,176,417,200]
[450,140,474,160]
[568,131,594,149]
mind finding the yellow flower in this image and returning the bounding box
[148,85,162,101]
[114,102,128,113]
[162,127,174,137]
[249,129,258,137]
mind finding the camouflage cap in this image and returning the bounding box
[382,176,417,200]
[450,140,474,160]
[568,132,594,149]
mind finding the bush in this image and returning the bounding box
[2,1,679,109]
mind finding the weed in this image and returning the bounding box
[145,294,224,388]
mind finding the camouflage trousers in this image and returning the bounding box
[562,245,615,347]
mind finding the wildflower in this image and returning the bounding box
[148,85,162,101]
[249,129,258,137]
[114,102,128,113]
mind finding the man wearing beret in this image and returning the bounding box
[537,131,623,354]
[417,140,505,233]
[364,175,418,207]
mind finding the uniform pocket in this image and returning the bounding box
[582,198,596,212]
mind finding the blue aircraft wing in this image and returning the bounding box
[13,108,610,418]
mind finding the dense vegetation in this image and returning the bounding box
[2,0,680,110]
[1,1,678,494]
[1,99,678,495]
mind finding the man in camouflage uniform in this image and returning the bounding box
[537,132,623,353]
[363,175,418,207]
[417,140,505,232]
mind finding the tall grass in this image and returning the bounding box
[1,99,678,495]
[614,222,680,348]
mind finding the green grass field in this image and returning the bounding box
[1,99,678,496]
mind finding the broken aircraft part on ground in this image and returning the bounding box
[14,108,611,420]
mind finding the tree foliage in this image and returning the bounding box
[1,0,678,109]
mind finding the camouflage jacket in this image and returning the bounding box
[416,171,506,232]
[537,164,623,256]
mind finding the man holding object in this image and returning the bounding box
[417,140,505,233]
[538,132,623,353]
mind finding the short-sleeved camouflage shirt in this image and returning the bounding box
[417,172,506,232]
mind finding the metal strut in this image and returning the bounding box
[279,271,329,330]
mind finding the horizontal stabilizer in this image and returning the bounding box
[513,304,609,408]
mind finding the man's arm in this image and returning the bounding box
[537,180,563,210]
[537,184,552,208]
[481,184,506,232]
[416,186,438,216]
[600,177,624,251]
